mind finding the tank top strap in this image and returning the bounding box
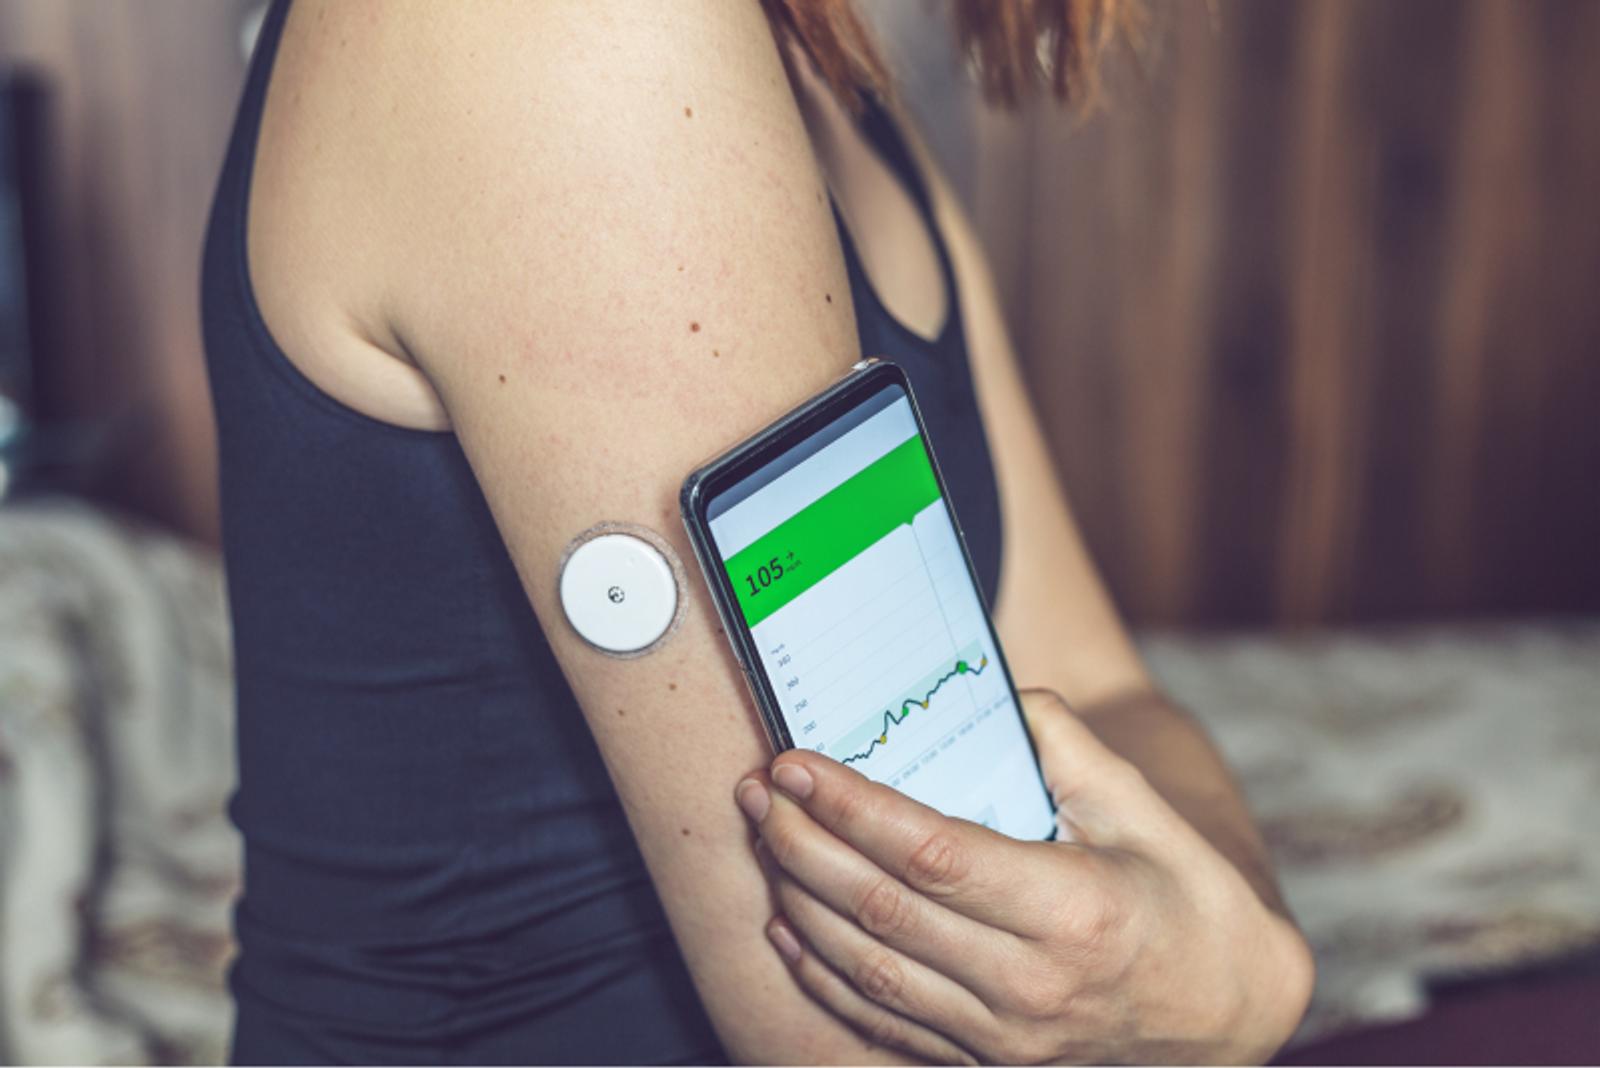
[834,92,964,351]
[238,0,295,158]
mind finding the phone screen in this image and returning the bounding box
[702,380,1057,840]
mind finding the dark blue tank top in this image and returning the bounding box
[202,1,1003,1062]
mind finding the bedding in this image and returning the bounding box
[1143,623,1600,1040]
[0,500,1596,1062]
[0,502,236,1064]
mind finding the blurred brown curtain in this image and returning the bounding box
[3,0,1598,629]
[971,0,1600,627]
[0,0,252,543]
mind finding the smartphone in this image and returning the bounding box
[681,359,1056,840]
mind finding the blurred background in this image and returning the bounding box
[0,1,1596,1064]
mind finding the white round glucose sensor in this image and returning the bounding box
[558,527,683,656]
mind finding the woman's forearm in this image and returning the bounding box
[1071,688,1294,920]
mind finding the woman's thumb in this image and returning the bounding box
[1017,688,1147,839]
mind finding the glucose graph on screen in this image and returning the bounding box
[726,432,1013,784]
[839,650,989,765]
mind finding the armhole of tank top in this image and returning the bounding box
[844,94,965,352]
[229,0,455,442]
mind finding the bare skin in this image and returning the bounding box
[245,1,1311,1061]
[741,691,1311,1064]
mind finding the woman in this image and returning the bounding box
[202,0,1312,1062]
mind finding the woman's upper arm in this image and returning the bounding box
[320,2,903,1061]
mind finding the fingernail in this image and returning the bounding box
[772,763,814,800]
[736,779,770,822]
[767,918,802,964]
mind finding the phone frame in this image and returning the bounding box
[680,360,1054,835]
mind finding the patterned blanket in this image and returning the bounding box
[0,500,1596,1062]
[1144,625,1600,1039]
[0,503,237,1064]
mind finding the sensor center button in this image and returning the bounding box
[559,531,680,655]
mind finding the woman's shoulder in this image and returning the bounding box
[247,0,830,431]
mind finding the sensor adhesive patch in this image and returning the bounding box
[558,522,686,657]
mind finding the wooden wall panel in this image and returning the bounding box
[978,0,1600,627]
[5,1,1596,626]
[0,0,251,541]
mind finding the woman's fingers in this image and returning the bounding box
[767,859,999,1045]
[749,754,1077,935]
[741,775,1029,986]
[766,917,978,1066]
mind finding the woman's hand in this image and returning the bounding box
[734,690,1313,1065]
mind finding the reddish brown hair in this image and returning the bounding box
[761,0,1140,111]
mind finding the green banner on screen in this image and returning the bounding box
[724,435,940,628]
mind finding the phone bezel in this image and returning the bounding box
[680,360,1055,838]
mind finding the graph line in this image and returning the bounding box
[840,654,989,765]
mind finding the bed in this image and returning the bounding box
[2,499,1596,1063]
